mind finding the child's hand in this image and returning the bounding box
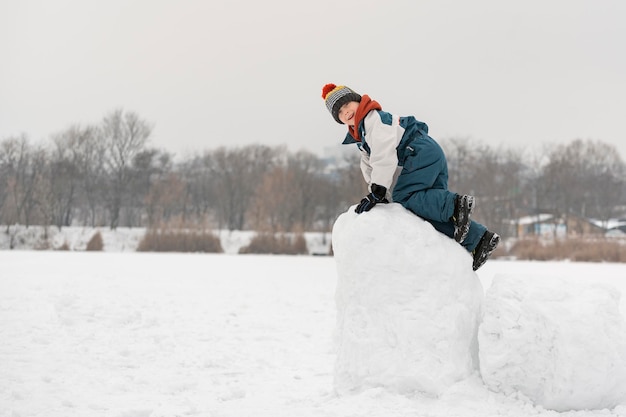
[355,184,388,214]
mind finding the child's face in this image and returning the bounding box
[337,101,359,126]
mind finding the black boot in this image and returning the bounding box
[452,194,474,243]
[472,231,500,271]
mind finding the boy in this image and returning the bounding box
[322,83,499,271]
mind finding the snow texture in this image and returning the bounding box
[479,274,626,411]
[3,249,626,416]
[331,203,483,396]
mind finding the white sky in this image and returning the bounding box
[1,0,625,160]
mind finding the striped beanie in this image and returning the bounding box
[321,83,361,124]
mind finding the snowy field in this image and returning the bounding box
[2,250,626,417]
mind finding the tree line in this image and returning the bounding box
[1,109,625,238]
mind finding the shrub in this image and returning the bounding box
[137,229,223,253]
[34,239,51,250]
[86,231,104,251]
[508,238,551,261]
[57,241,70,251]
[239,232,308,255]
[508,237,626,262]
[557,238,625,262]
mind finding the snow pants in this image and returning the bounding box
[392,134,487,252]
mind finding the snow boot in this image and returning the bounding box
[472,230,500,271]
[452,194,474,243]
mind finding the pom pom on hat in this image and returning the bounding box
[321,83,361,124]
[322,83,337,99]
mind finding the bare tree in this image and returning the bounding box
[121,148,171,227]
[442,138,539,237]
[286,150,327,230]
[38,125,90,228]
[75,126,107,227]
[0,140,11,225]
[0,135,45,228]
[144,172,186,225]
[179,153,220,225]
[100,109,152,229]
[208,145,280,230]
[247,166,292,232]
[128,149,178,226]
[538,139,626,233]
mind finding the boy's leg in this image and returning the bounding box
[393,134,492,257]
[401,188,456,223]
[462,220,487,252]
[393,136,457,223]
[424,218,487,253]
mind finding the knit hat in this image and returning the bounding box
[321,83,361,124]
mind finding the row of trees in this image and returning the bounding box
[1,109,625,238]
[444,137,626,233]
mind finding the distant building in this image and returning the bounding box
[506,212,623,238]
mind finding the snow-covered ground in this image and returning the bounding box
[2,253,626,417]
[2,209,626,416]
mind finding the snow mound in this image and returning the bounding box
[331,203,483,396]
[479,274,626,411]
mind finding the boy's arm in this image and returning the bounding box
[363,112,399,191]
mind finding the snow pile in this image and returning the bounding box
[479,274,626,411]
[331,203,483,396]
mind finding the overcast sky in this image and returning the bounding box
[2,0,625,161]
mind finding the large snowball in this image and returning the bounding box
[331,203,483,396]
[479,274,626,411]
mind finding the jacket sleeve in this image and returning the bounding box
[363,111,399,190]
[359,147,373,185]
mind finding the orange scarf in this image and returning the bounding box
[348,95,382,141]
